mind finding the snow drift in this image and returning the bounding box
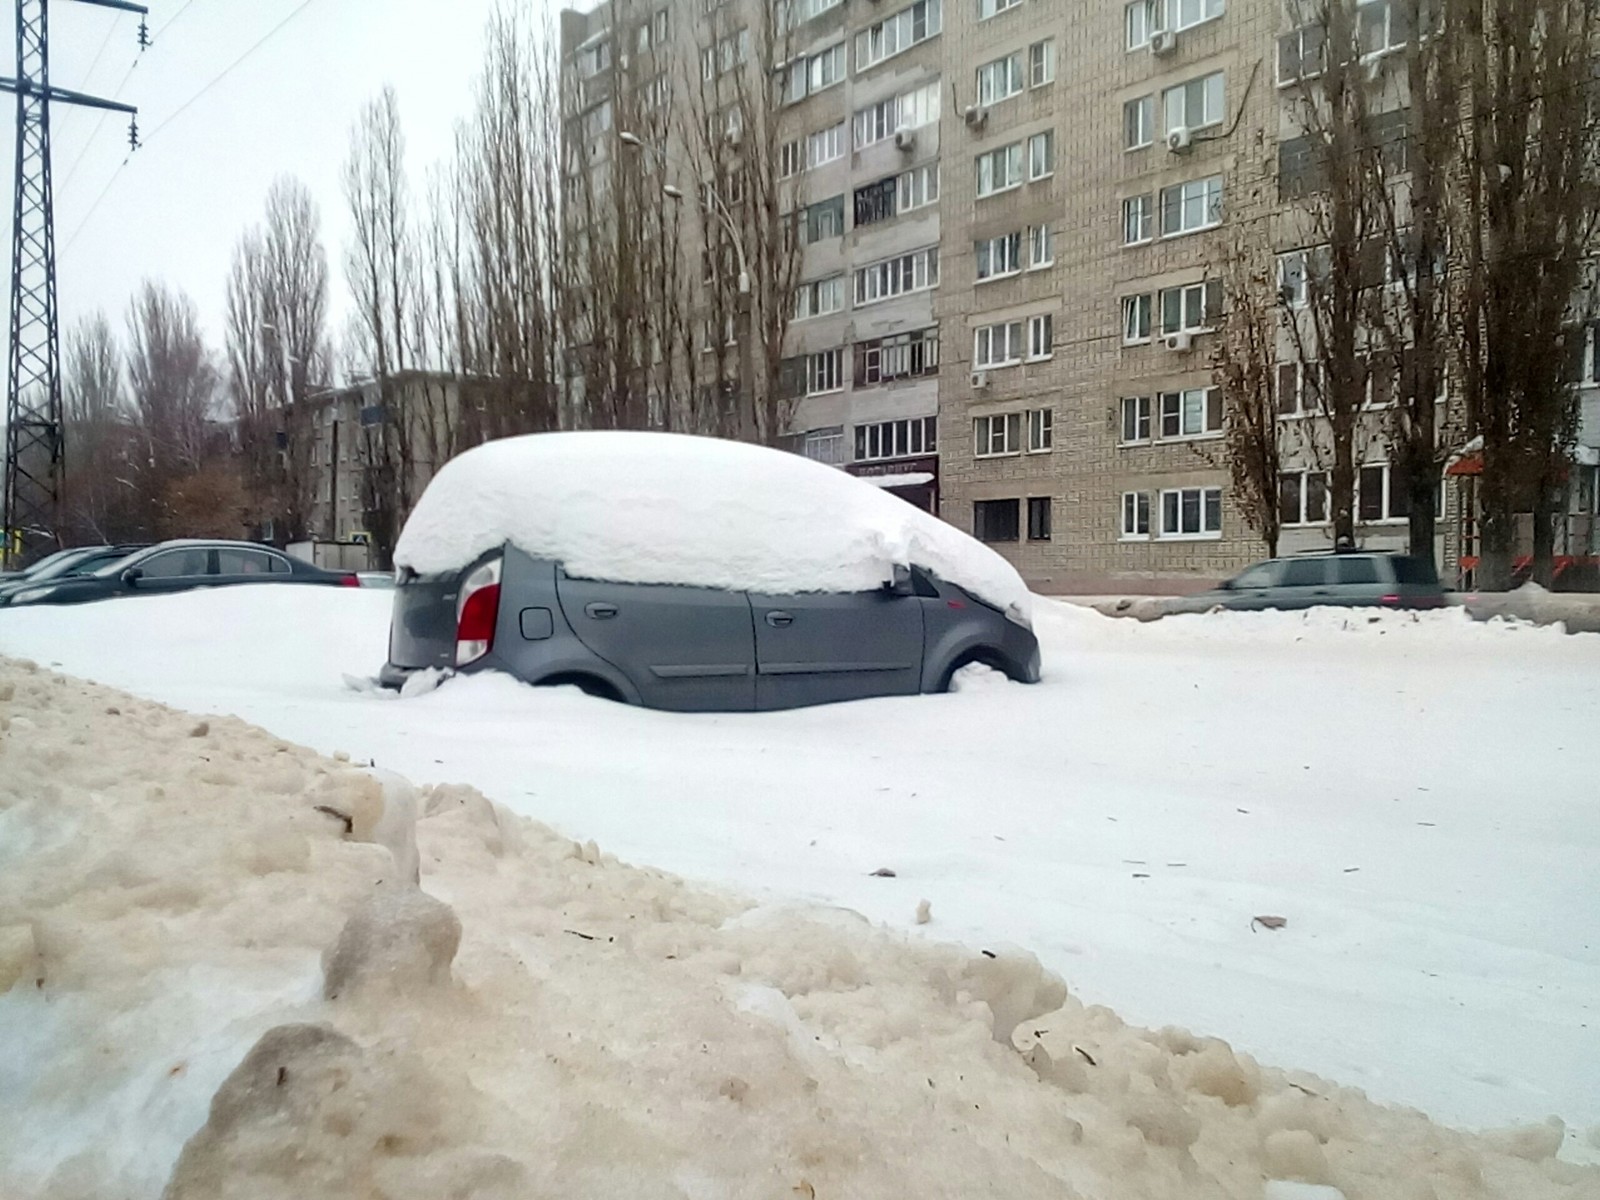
[2,659,1596,1200]
[392,431,1032,619]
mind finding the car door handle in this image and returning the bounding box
[765,611,794,627]
[584,602,619,619]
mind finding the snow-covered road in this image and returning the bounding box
[3,588,1596,1144]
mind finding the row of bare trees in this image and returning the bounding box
[1215,0,1598,588]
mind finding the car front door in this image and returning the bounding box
[127,547,216,596]
[555,571,756,711]
[747,589,925,710]
[1273,557,1334,609]
[1220,560,1284,610]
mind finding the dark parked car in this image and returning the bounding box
[0,544,149,606]
[379,544,1041,711]
[0,545,98,584]
[1,540,359,607]
[1169,551,1448,614]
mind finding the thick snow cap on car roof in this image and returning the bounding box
[395,431,1032,619]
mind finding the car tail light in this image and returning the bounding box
[1380,594,1402,606]
[339,573,361,588]
[455,558,502,666]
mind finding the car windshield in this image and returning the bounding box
[12,547,83,578]
[26,548,120,582]
[92,549,155,578]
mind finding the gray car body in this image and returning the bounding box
[380,543,1041,711]
[1167,551,1446,615]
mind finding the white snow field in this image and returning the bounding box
[2,659,1598,1200]
[2,589,1598,1172]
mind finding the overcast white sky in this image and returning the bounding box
[2,0,559,363]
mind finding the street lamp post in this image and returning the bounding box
[619,131,758,442]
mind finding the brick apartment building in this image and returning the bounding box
[560,0,1600,591]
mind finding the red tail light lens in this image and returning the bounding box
[1380,594,1401,606]
[455,558,502,666]
[339,573,361,588]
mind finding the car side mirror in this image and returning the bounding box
[121,567,144,585]
[885,564,915,597]
[1217,579,1234,591]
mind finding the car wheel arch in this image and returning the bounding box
[932,642,1017,693]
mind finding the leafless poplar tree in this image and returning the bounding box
[125,280,218,489]
[61,312,142,541]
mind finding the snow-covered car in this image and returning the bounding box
[379,432,1040,711]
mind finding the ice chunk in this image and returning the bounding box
[321,889,461,1000]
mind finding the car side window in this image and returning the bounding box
[267,554,291,574]
[1230,562,1280,589]
[139,548,212,578]
[1280,559,1328,588]
[1333,556,1380,585]
[216,548,278,576]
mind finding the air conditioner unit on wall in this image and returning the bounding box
[963,104,988,128]
[1150,29,1177,55]
[970,370,990,389]
[1164,331,1195,353]
[1166,127,1192,153]
[894,128,916,151]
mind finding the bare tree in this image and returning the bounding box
[343,86,419,567]
[1451,0,1598,588]
[1212,222,1283,557]
[125,280,219,514]
[61,312,142,541]
[226,176,331,542]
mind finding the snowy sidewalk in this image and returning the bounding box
[2,660,1597,1200]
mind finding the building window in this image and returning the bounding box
[1027,130,1055,179]
[1028,223,1054,268]
[1120,395,1152,443]
[1122,293,1153,343]
[1122,194,1154,245]
[1359,0,1409,58]
[855,414,938,461]
[854,177,898,226]
[1279,470,1330,525]
[1027,313,1053,360]
[1278,135,1328,198]
[853,246,940,305]
[855,0,942,70]
[898,163,939,211]
[976,143,1024,196]
[1159,175,1224,236]
[654,8,669,42]
[1121,491,1151,537]
[974,497,1021,542]
[1027,408,1053,452]
[1277,246,1330,307]
[578,40,612,79]
[1276,361,1321,415]
[1158,279,1223,335]
[1124,95,1155,150]
[802,195,846,243]
[700,29,750,80]
[1277,23,1325,84]
[1159,486,1223,538]
[1170,0,1225,31]
[807,121,847,167]
[793,275,845,319]
[977,0,1021,19]
[976,52,1024,105]
[802,426,846,465]
[974,412,1022,457]
[1027,497,1053,541]
[855,327,940,385]
[1359,462,1411,522]
[852,81,941,146]
[1158,387,1223,438]
[974,321,1024,368]
[777,0,844,30]
[1029,39,1055,86]
[1162,70,1225,135]
[806,348,844,395]
[975,231,1022,281]
[788,42,846,101]
[780,139,804,178]
[1125,0,1156,48]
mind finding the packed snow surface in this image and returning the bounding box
[392,431,1031,618]
[2,590,1598,1162]
[3,661,1598,1199]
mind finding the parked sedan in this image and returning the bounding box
[1168,551,1447,614]
[0,544,149,606]
[0,545,99,585]
[1,540,359,607]
[380,545,1040,711]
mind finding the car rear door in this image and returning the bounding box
[1327,554,1385,605]
[214,547,290,586]
[555,571,756,711]
[1273,557,1334,608]
[747,590,924,710]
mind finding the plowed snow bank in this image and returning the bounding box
[1,658,1593,1200]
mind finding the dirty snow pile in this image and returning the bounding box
[3,660,1597,1200]
[392,431,1032,619]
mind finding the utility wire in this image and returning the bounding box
[62,0,322,253]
